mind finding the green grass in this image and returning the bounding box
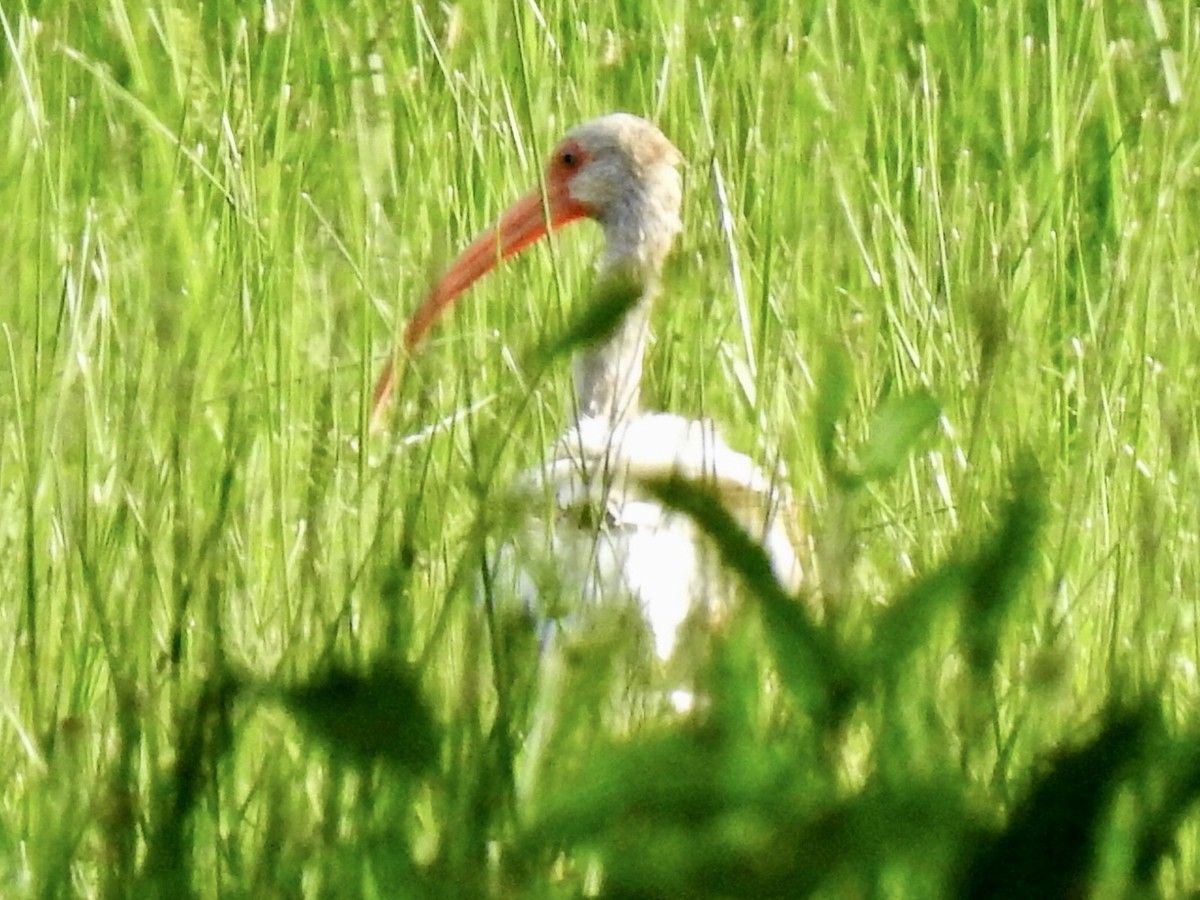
[3,0,1200,896]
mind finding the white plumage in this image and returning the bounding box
[370,114,805,780]
[506,412,801,664]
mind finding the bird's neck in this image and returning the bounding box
[572,197,679,424]
[572,281,653,423]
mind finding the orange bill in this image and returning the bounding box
[369,174,588,430]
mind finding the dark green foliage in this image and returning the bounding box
[864,558,966,686]
[1133,733,1200,887]
[527,721,972,899]
[962,454,1046,677]
[958,705,1153,900]
[140,673,242,897]
[277,662,439,774]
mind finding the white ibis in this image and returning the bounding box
[371,113,802,709]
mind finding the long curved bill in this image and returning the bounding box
[369,179,587,431]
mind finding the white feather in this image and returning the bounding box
[496,412,802,665]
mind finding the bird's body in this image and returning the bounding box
[504,411,800,663]
[371,112,801,715]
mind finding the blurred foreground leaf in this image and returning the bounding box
[645,475,854,727]
[279,662,438,774]
[958,704,1152,899]
[140,672,242,894]
[527,726,970,898]
[532,269,643,368]
[1133,730,1200,885]
[814,343,853,470]
[962,454,1046,676]
[866,560,966,685]
[855,389,941,481]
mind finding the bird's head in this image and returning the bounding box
[547,113,683,232]
[370,114,683,427]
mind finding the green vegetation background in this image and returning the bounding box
[2,0,1199,896]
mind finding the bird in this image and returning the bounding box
[370,113,802,725]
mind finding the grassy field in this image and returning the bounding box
[3,0,1200,896]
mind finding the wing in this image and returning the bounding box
[520,413,804,592]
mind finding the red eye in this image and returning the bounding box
[561,151,578,167]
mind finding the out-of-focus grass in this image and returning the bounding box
[2,0,1200,896]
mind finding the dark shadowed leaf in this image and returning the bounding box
[645,474,854,726]
[527,725,971,899]
[867,560,966,685]
[856,389,941,481]
[1133,730,1200,885]
[140,672,242,894]
[814,343,853,470]
[962,454,1046,676]
[279,662,438,774]
[958,704,1152,899]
